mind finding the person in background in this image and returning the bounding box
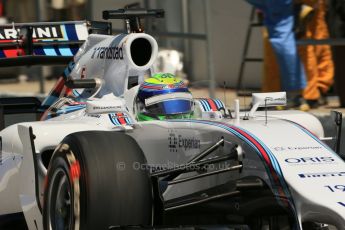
[245,0,307,109]
[328,0,345,107]
[297,0,334,108]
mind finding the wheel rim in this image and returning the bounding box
[48,168,73,230]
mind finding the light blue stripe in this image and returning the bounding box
[199,100,209,111]
[57,106,84,115]
[68,61,75,69]
[214,99,223,109]
[234,125,283,176]
[200,99,211,111]
[125,117,132,124]
[198,100,208,111]
[61,25,69,40]
[234,125,290,196]
[42,95,58,106]
[167,119,298,224]
[109,113,121,125]
[72,89,81,97]
[215,99,224,109]
[167,119,289,198]
[204,99,213,111]
[289,121,342,160]
[61,105,85,113]
[44,47,57,56]
[213,99,221,108]
[63,61,75,78]
[213,123,286,192]
[59,47,73,56]
[64,67,70,77]
[65,105,86,109]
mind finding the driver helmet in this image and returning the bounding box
[136,73,193,120]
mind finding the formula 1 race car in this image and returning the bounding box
[0,8,344,230]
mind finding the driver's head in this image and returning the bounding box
[136,73,193,121]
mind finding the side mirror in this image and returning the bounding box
[249,92,287,116]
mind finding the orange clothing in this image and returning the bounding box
[262,0,334,100]
[262,29,280,92]
[299,0,334,100]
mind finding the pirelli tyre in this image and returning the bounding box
[43,131,153,230]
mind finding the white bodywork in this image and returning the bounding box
[0,30,344,230]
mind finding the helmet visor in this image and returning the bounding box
[146,99,193,115]
[144,92,193,115]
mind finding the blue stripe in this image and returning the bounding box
[59,46,73,56]
[44,46,57,56]
[198,100,208,111]
[175,120,300,223]
[41,95,58,107]
[215,99,224,109]
[68,61,75,70]
[57,106,84,115]
[233,125,290,197]
[200,99,211,111]
[65,24,78,41]
[168,119,292,199]
[63,68,70,78]
[0,49,5,58]
[213,99,221,108]
[218,99,225,108]
[65,104,86,109]
[72,89,81,97]
[125,117,132,124]
[109,114,121,125]
[63,61,75,79]
[70,45,80,55]
[54,46,62,56]
[287,121,343,160]
[61,24,69,40]
[59,25,74,56]
[34,46,45,55]
[61,105,85,111]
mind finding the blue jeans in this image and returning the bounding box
[246,0,306,91]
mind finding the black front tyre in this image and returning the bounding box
[43,131,153,230]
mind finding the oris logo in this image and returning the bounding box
[285,157,335,164]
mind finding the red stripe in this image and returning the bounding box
[142,85,163,90]
[207,99,217,111]
[230,126,286,199]
[70,161,81,182]
[48,77,65,97]
[233,127,278,180]
[3,48,25,57]
[54,77,65,92]
[0,1,3,16]
[0,40,16,43]
[65,87,72,97]
[116,113,126,125]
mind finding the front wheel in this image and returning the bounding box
[43,131,153,230]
